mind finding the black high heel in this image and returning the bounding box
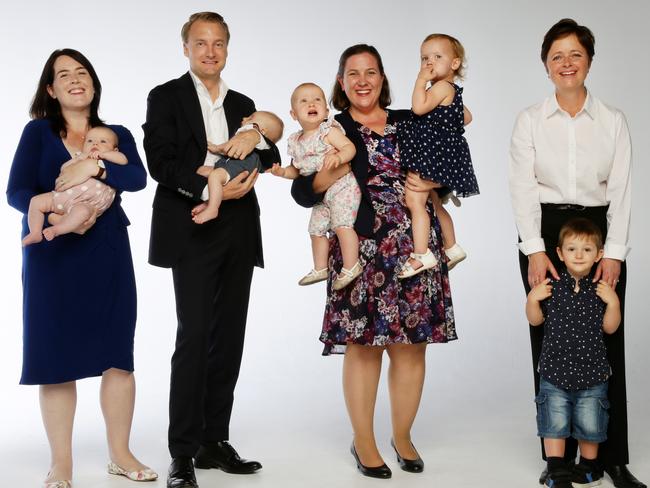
[350,442,392,479]
[391,439,424,473]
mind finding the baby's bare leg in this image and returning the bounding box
[192,168,228,224]
[42,204,94,241]
[431,191,456,248]
[334,227,360,271]
[22,193,55,246]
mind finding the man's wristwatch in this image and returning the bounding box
[96,159,106,178]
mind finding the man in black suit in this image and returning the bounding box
[142,12,280,488]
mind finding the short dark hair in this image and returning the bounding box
[30,49,103,137]
[541,18,595,65]
[330,44,391,111]
[182,12,230,44]
[558,218,603,249]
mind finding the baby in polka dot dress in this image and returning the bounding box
[526,218,621,487]
[22,126,127,246]
[397,34,479,279]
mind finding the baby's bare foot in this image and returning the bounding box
[192,206,219,224]
[42,227,58,241]
[22,232,43,246]
[191,202,207,216]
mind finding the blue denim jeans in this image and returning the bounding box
[535,378,609,443]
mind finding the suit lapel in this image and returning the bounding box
[223,92,240,138]
[178,72,207,149]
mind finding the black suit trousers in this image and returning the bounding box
[168,214,257,458]
[518,205,629,465]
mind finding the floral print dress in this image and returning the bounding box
[320,116,456,354]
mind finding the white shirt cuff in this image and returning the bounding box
[518,238,546,256]
[603,242,629,261]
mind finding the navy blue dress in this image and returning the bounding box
[6,119,146,385]
[398,82,479,198]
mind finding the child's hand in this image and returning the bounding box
[417,65,436,82]
[89,150,101,159]
[269,163,285,177]
[323,153,342,170]
[207,142,220,154]
[527,278,552,302]
[596,280,620,306]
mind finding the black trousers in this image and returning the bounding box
[168,216,257,458]
[518,205,629,465]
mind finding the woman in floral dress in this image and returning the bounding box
[292,44,456,478]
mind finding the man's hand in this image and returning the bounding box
[222,168,258,200]
[213,130,260,160]
[593,257,621,289]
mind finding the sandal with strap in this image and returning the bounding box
[398,249,438,279]
[332,261,363,290]
[298,268,328,286]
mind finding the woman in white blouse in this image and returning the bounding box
[509,19,644,488]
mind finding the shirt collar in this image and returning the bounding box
[544,90,596,120]
[189,70,229,108]
[559,268,595,291]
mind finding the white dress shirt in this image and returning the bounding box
[509,91,632,260]
[189,70,268,200]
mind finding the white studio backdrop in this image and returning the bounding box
[0,1,648,486]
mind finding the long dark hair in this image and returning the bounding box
[30,48,103,137]
[330,44,392,111]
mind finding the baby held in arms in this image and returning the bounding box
[191,111,284,224]
[22,126,127,245]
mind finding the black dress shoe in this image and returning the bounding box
[350,442,392,479]
[194,441,262,474]
[539,467,548,484]
[605,465,647,488]
[391,439,424,473]
[167,457,198,488]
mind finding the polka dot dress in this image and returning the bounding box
[539,270,611,390]
[398,82,479,197]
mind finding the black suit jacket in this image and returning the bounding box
[143,72,280,268]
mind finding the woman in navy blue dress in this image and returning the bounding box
[6,49,156,486]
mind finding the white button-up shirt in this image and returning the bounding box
[189,70,268,200]
[509,91,632,260]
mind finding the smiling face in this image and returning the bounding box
[545,34,590,92]
[290,84,328,131]
[46,55,95,113]
[82,127,118,154]
[337,52,384,113]
[183,20,228,82]
[420,37,461,82]
[557,234,603,278]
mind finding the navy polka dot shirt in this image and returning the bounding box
[539,270,610,390]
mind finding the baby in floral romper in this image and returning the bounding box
[270,82,361,290]
[22,126,127,246]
